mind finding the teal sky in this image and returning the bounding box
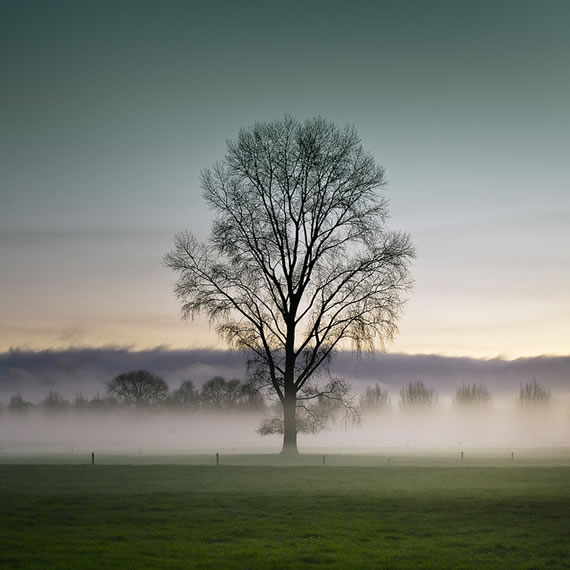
[1,0,569,357]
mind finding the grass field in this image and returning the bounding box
[0,454,569,568]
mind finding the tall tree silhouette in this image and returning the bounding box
[164,116,414,453]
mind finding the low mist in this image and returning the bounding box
[1,348,568,455]
[310,400,570,451]
[1,398,568,456]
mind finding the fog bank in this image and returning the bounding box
[1,347,569,403]
[1,403,567,455]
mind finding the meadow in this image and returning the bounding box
[0,453,568,568]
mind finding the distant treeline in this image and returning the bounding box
[1,371,553,415]
[360,378,552,412]
[2,372,264,414]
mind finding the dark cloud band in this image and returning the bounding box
[1,347,568,403]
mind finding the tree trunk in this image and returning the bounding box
[281,314,299,455]
[280,390,298,455]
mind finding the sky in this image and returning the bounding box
[1,0,569,363]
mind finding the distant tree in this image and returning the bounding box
[40,390,70,412]
[400,381,438,412]
[107,370,169,408]
[199,376,243,410]
[73,393,90,410]
[519,377,551,407]
[164,116,414,454]
[169,379,200,411]
[454,383,492,409]
[88,394,119,411]
[238,382,266,411]
[360,383,391,412]
[8,393,33,413]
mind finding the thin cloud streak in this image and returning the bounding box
[0,227,172,248]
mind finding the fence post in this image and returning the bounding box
[322,455,326,466]
[216,452,219,466]
[91,452,95,465]
[460,451,464,464]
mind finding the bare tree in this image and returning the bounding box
[400,381,438,412]
[360,383,392,413]
[239,382,266,412]
[164,116,414,453]
[199,376,243,410]
[107,370,169,408]
[519,377,551,407]
[41,390,70,413]
[88,394,119,412]
[454,383,492,409]
[169,379,200,411]
[8,393,33,414]
[73,393,90,410]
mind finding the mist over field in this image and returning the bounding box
[1,348,568,454]
[1,399,568,456]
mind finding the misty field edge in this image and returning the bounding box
[0,447,569,467]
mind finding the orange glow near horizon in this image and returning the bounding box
[2,311,568,360]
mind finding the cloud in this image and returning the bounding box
[330,352,570,397]
[0,347,568,404]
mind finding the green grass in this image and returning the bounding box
[0,458,568,568]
